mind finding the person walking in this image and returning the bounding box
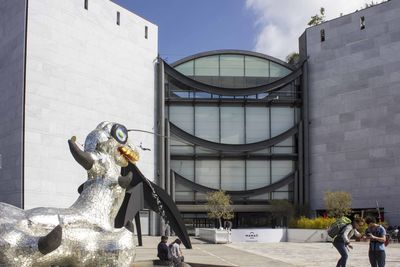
[169,238,184,266]
[333,216,364,267]
[365,216,386,267]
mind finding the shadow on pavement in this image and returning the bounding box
[188,263,231,267]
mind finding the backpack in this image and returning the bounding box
[327,216,351,240]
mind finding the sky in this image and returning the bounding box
[113,0,379,63]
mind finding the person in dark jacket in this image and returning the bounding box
[333,216,364,267]
[157,236,171,262]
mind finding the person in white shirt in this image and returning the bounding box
[169,238,184,265]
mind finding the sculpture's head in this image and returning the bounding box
[68,122,139,180]
[84,122,139,167]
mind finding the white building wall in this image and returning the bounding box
[24,0,158,208]
[0,0,26,207]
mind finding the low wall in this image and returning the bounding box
[230,228,286,243]
[196,228,330,243]
[287,229,330,242]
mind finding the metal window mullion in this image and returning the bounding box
[245,159,247,190]
[219,104,221,143]
[193,103,196,156]
[269,104,272,200]
[193,159,196,202]
[244,104,247,144]
[219,158,222,190]
[243,55,246,88]
[270,160,272,200]
[193,103,196,202]
[193,58,196,78]
[218,101,222,191]
[218,55,221,87]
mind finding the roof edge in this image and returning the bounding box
[171,49,295,70]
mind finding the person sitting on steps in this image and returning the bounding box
[169,238,184,266]
[157,235,172,263]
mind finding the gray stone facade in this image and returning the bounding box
[0,0,26,207]
[304,0,400,223]
[0,0,158,237]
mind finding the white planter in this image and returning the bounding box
[197,228,230,244]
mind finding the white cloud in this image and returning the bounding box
[246,0,375,60]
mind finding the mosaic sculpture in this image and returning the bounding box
[0,122,140,267]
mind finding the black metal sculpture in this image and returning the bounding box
[77,163,192,249]
[118,163,192,249]
[77,161,192,249]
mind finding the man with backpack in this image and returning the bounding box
[365,216,386,267]
[329,216,364,267]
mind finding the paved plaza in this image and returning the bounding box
[133,236,400,267]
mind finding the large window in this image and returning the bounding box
[245,56,269,77]
[169,105,193,134]
[271,107,294,137]
[172,160,195,201]
[221,106,245,144]
[246,161,270,189]
[169,104,295,145]
[194,56,219,76]
[170,134,194,155]
[270,61,291,78]
[271,161,293,183]
[169,52,297,205]
[195,106,219,142]
[220,55,244,77]
[221,160,245,191]
[246,106,270,143]
[175,60,194,76]
[196,160,220,188]
[174,54,292,88]
[172,159,294,203]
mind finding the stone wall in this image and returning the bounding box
[24,0,158,208]
[0,0,26,207]
[305,1,400,223]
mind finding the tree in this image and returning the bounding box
[324,191,352,217]
[364,1,378,8]
[286,52,300,65]
[270,199,295,227]
[308,7,325,26]
[206,190,234,229]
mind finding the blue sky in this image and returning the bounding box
[113,0,255,63]
[113,0,375,62]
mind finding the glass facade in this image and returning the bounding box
[174,54,292,88]
[169,105,296,145]
[165,51,301,227]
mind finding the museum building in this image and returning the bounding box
[157,51,305,230]
[1,0,400,235]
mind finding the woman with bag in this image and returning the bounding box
[332,216,364,267]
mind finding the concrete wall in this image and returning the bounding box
[305,1,400,223]
[0,0,26,207]
[24,0,158,208]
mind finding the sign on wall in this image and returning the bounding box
[230,229,286,243]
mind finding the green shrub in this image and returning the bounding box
[290,216,336,229]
